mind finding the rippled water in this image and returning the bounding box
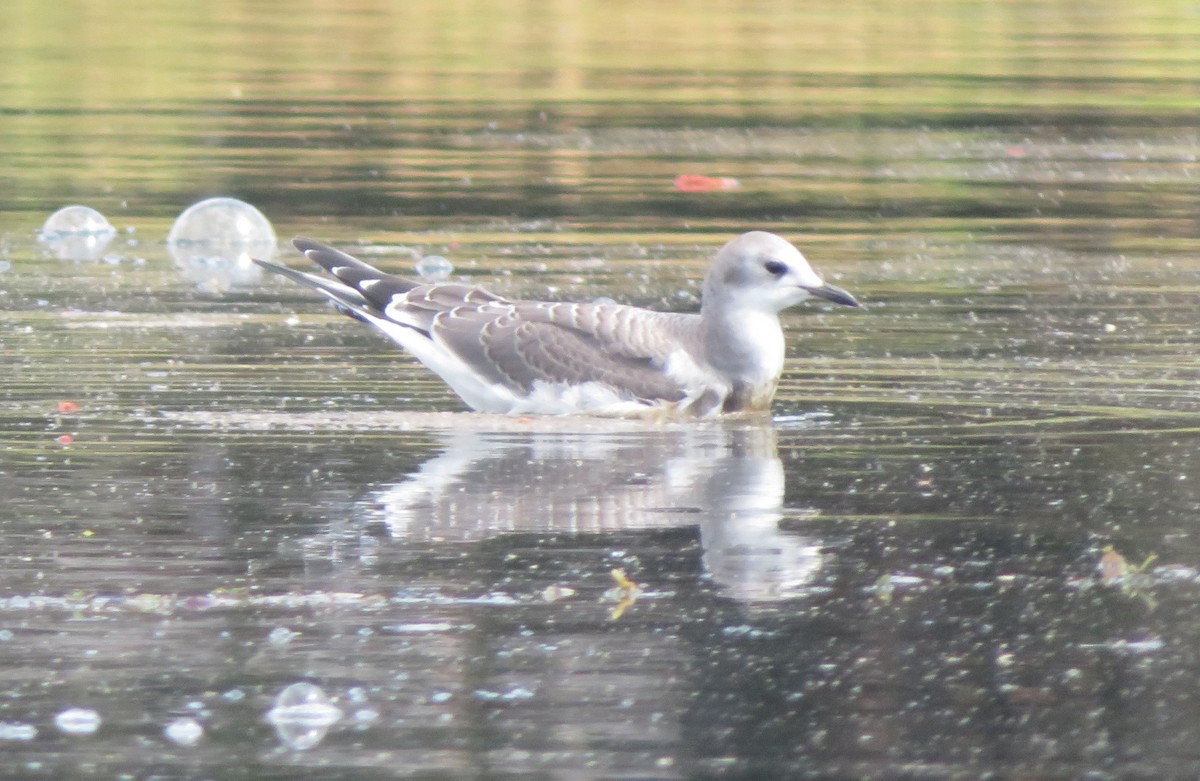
[3,1,1200,778]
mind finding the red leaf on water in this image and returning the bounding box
[673,175,739,193]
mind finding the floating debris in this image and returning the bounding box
[607,568,642,621]
[1098,545,1157,585]
[0,589,391,615]
[722,624,780,639]
[874,574,894,604]
[673,174,739,193]
[611,568,638,591]
[1098,545,1159,610]
[385,621,457,633]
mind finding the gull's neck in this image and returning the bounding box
[699,295,786,389]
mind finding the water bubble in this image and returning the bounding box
[352,708,380,725]
[269,682,339,714]
[39,205,114,237]
[38,205,117,261]
[163,717,204,746]
[266,682,343,750]
[0,260,11,274]
[473,686,535,702]
[167,197,275,292]
[267,626,298,645]
[415,254,453,281]
[0,722,37,741]
[53,707,101,736]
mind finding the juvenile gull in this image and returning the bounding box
[254,232,859,417]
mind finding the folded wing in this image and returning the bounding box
[258,238,703,408]
[428,301,693,403]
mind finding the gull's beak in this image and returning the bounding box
[804,282,860,308]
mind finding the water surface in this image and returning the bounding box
[3,1,1200,778]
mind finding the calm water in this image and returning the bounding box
[3,1,1200,778]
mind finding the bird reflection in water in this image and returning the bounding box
[362,423,822,602]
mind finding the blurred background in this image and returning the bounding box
[4,0,1197,242]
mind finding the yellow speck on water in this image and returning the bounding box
[611,568,638,590]
[608,569,642,621]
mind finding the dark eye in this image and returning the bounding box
[763,259,789,277]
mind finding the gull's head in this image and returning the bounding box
[705,231,859,314]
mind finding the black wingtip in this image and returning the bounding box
[252,257,287,274]
[292,236,323,254]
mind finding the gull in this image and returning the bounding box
[253,231,859,417]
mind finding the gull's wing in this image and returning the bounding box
[427,301,696,402]
[255,237,505,332]
[258,238,703,405]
